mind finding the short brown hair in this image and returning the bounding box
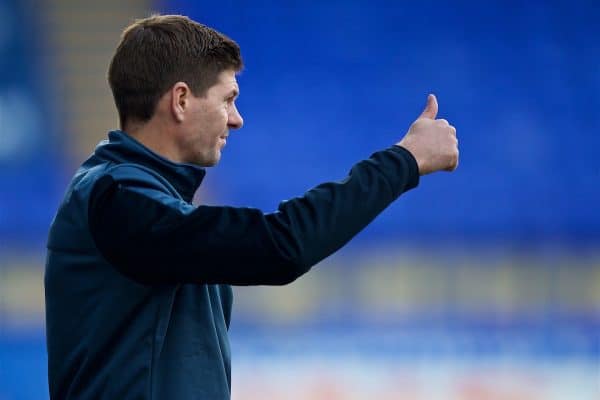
[108,14,243,128]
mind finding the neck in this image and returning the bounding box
[124,120,184,164]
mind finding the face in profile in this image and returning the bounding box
[178,69,244,166]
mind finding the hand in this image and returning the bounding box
[397,94,459,175]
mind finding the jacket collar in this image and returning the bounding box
[94,130,206,202]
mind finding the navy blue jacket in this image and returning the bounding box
[45,130,419,399]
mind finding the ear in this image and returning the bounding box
[170,82,191,123]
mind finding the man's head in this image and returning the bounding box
[108,15,244,166]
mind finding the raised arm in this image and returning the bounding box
[89,146,418,286]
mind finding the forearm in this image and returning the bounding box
[265,146,419,271]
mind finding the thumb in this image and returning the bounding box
[419,94,438,119]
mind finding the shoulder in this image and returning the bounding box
[88,163,171,191]
[69,162,176,200]
[89,163,196,218]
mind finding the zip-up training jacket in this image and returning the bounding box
[45,129,420,399]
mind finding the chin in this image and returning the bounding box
[195,153,221,167]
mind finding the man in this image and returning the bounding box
[45,14,458,399]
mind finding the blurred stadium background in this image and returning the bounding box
[1,0,599,399]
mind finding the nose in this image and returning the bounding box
[228,103,243,130]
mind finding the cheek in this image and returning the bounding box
[208,108,228,128]
[221,107,230,124]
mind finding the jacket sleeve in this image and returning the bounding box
[88,145,419,286]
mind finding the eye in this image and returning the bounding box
[224,91,239,109]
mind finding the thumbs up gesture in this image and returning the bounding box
[397,94,459,175]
